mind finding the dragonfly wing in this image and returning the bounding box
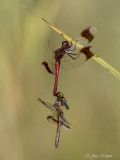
[42,59,55,75]
[59,113,71,125]
[47,115,58,124]
[37,98,55,111]
[62,122,71,130]
[61,46,97,70]
[61,50,87,70]
[60,27,97,70]
[47,115,71,130]
[74,26,97,46]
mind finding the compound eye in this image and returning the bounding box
[62,41,69,47]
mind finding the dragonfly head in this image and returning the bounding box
[61,41,70,49]
[57,92,64,98]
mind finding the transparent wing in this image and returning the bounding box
[47,115,71,131]
[61,46,97,70]
[47,115,57,124]
[74,26,97,46]
[42,27,97,71]
[61,49,87,70]
[59,114,71,125]
[60,116,71,130]
[62,123,71,130]
[60,26,97,70]
[37,98,55,111]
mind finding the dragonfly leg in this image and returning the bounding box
[66,52,80,60]
[65,49,75,52]
[66,51,80,56]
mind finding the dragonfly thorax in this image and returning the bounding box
[55,41,70,61]
[54,99,62,107]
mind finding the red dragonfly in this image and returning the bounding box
[38,92,70,148]
[42,26,97,97]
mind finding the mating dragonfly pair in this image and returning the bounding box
[23,6,97,148]
[39,26,97,147]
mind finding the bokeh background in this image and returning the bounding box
[0,0,120,160]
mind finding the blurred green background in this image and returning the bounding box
[0,0,120,159]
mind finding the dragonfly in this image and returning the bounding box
[42,26,97,97]
[23,6,120,80]
[38,92,70,148]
